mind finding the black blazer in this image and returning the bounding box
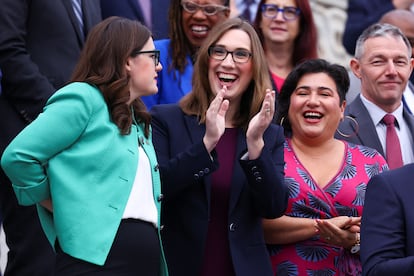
[336,95,414,158]
[151,104,288,276]
[361,164,414,275]
[0,0,101,153]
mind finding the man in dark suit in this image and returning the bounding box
[361,164,414,275]
[100,0,170,39]
[342,0,414,55]
[345,9,414,106]
[0,1,101,275]
[336,23,414,167]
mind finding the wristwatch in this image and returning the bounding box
[351,232,360,254]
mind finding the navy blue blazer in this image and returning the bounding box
[336,96,414,158]
[361,164,414,275]
[342,0,395,55]
[151,104,288,276]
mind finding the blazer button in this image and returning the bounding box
[199,170,204,177]
[157,194,164,202]
[251,165,258,172]
[229,223,236,232]
[255,176,262,182]
[194,173,199,180]
[204,168,210,174]
[160,225,165,231]
[154,164,159,172]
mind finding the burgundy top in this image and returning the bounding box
[200,128,238,276]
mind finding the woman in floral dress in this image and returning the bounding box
[265,59,388,276]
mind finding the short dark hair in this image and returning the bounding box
[276,59,349,136]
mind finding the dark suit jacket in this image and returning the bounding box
[0,0,101,152]
[361,164,414,275]
[342,0,394,55]
[100,0,169,39]
[0,1,101,275]
[151,104,288,276]
[335,96,414,158]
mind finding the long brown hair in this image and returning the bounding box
[180,17,272,130]
[168,0,230,73]
[70,16,152,137]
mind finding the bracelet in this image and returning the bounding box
[350,232,360,254]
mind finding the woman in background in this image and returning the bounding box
[142,0,230,109]
[253,0,318,93]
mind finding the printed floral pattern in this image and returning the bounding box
[268,140,388,275]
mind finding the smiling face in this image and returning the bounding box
[288,72,345,141]
[126,38,163,103]
[351,35,414,112]
[181,0,230,48]
[208,29,253,104]
[259,0,300,46]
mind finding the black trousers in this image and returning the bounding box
[55,219,161,276]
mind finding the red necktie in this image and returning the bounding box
[383,114,403,169]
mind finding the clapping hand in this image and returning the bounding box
[203,86,229,153]
[246,89,275,159]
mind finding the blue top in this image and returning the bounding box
[142,39,193,109]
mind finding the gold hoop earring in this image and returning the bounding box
[336,115,359,138]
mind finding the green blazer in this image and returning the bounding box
[1,82,168,274]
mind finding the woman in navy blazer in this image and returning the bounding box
[151,18,288,276]
[1,17,168,275]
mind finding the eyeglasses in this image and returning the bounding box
[261,4,301,21]
[208,46,252,63]
[131,50,160,66]
[181,1,229,16]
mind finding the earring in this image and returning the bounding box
[336,115,359,138]
[280,116,285,126]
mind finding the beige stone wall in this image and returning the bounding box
[310,0,352,68]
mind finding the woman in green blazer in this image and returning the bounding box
[1,17,168,276]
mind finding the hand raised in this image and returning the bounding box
[203,86,229,153]
[246,89,275,159]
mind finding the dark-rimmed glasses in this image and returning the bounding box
[261,4,301,21]
[208,46,252,64]
[181,1,229,16]
[131,50,160,66]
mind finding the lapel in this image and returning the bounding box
[183,115,247,214]
[62,0,84,46]
[228,129,246,213]
[183,115,212,202]
[402,108,414,154]
[348,97,385,156]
